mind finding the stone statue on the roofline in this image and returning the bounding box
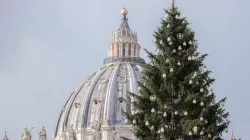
[38,126,47,140]
[21,127,32,140]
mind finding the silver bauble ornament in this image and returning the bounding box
[151,108,155,113]
[200,117,204,121]
[200,102,204,106]
[208,134,211,138]
[178,46,182,50]
[189,132,193,136]
[166,59,169,63]
[200,88,204,92]
[183,41,187,46]
[174,111,178,115]
[132,119,136,124]
[177,61,181,66]
[160,127,165,133]
[200,131,204,136]
[193,99,197,104]
[150,95,156,101]
[184,111,188,116]
[124,119,128,124]
[192,56,196,60]
[138,87,142,91]
[163,112,167,117]
[177,33,183,39]
[170,68,174,73]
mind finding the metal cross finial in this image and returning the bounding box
[171,0,175,7]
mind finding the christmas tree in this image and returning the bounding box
[124,1,230,140]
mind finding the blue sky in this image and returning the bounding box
[0,0,249,139]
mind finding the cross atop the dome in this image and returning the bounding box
[171,0,175,7]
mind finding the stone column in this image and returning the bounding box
[131,44,135,57]
[125,44,129,56]
[114,44,117,56]
[135,45,138,57]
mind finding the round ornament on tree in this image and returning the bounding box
[178,46,182,50]
[200,131,204,136]
[174,111,178,115]
[200,102,204,106]
[173,49,176,53]
[145,121,149,126]
[160,127,165,133]
[150,95,156,101]
[166,59,169,63]
[177,33,183,39]
[208,134,212,138]
[200,117,204,121]
[167,37,171,42]
[151,108,155,113]
[170,68,174,73]
[138,86,142,91]
[132,119,136,124]
[200,88,204,92]
[163,112,167,117]
[189,132,193,136]
[162,73,166,78]
[183,41,187,46]
[192,56,196,60]
[193,99,197,104]
[124,119,128,124]
[184,111,188,116]
[189,80,193,84]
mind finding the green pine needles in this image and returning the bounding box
[123,4,229,140]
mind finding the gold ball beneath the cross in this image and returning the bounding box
[121,8,128,15]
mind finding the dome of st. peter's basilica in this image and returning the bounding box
[53,8,144,140]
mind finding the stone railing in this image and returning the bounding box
[103,57,145,65]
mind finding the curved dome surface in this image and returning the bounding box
[54,9,144,140]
